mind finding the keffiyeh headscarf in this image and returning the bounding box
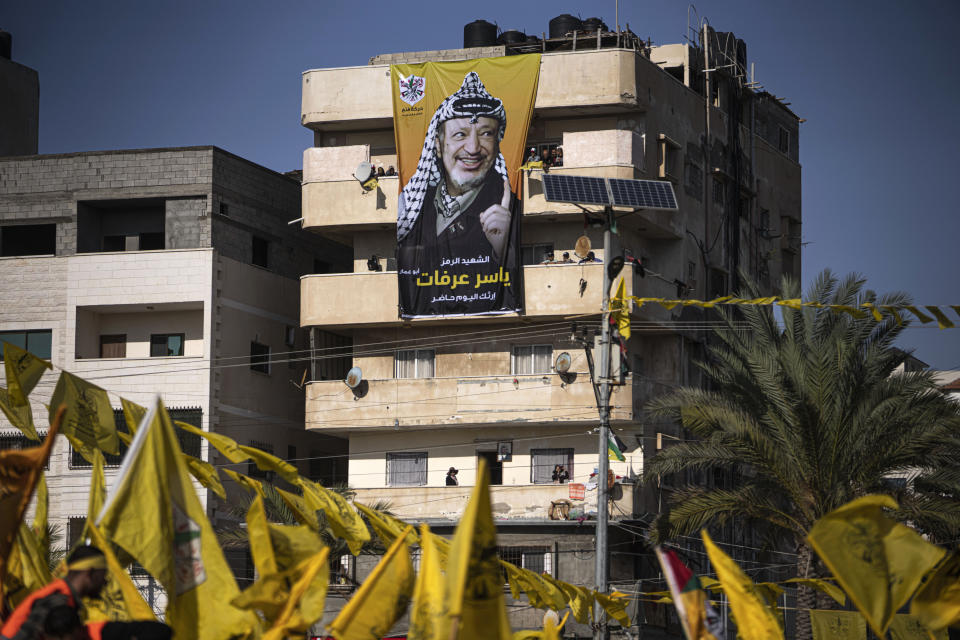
[397,72,509,241]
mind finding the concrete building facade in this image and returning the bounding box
[0,146,351,557]
[298,26,801,635]
[0,30,39,157]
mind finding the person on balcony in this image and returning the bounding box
[445,467,459,486]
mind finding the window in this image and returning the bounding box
[0,330,52,360]
[658,134,681,182]
[288,445,297,463]
[330,554,356,588]
[284,326,296,349]
[0,224,56,257]
[219,202,230,217]
[709,268,727,300]
[512,345,552,375]
[778,126,790,154]
[252,236,269,268]
[530,448,574,484]
[520,243,554,266]
[99,334,126,358]
[250,341,271,374]
[247,440,274,479]
[498,546,552,577]
[394,349,434,379]
[67,516,87,549]
[71,408,201,468]
[760,208,771,235]
[101,232,163,252]
[150,333,184,357]
[0,431,49,469]
[387,452,427,486]
[712,180,725,209]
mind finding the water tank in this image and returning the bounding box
[525,34,541,44]
[498,30,527,45]
[464,20,497,48]
[582,17,608,34]
[0,30,11,60]
[549,14,582,39]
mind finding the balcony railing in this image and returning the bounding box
[305,372,633,431]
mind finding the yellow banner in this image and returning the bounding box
[810,610,865,640]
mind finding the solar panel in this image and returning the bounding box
[542,174,610,205]
[608,178,678,210]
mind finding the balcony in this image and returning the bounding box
[301,49,646,131]
[306,372,634,431]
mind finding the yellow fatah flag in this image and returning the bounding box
[783,578,846,606]
[50,372,119,455]
[31,472,48,542]
[444,458,511,639]
[0,410,60,591]
[6,523,52,604]
[595,591,631,628]
[261,549,331,640]
[120,398,146,434]
[84,523,156,622]
[0,387,37,440]
[540,575,593,625]
[298,478,370,556]
[702,530,783,640]
[246,494,278,576]
[327,526,416,640]
[409,525,446,640]
[96,399,257,640]
[809,610,865,640]
[1,342,52,440]
[223,467,266,497]
[910,550,960,632]
[276,486,320,529]
[175,419,247,462]
[611,277,631,341]
[84,449,107,539]
[268,521,326,571]
[806,495,946,638]
[238,444,300,484]
[182,454,225,500]
[503,562,566,611]
[889,614,948,640]
[355,502,418,548]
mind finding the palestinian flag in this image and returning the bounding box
[607,434,625,462]
[655,547,723,640]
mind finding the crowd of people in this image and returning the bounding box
[523,146,563,168]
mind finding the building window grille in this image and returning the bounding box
[250,341,271,374]
[712,181,725,209]
[70,408,201,468]
[0,431,49,469]
[530,448,574,484]
[498,546,552,579]
[512,345,552,375]
[778,126,790,154]
[0,330,52,361]
[394,349,434,379]
[150,334,184,357]
[386,452,427,486]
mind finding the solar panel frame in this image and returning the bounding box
[541,173,610,206]
[608,178,678,210]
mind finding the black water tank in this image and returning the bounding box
[549,14,582,39]
[525,34,541,44]
[0,30,11,60]
[582,17,607,34]
[498,30,527,45]
[464,20,497,48]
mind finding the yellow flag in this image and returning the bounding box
[96,399,257,640]
[175,419,247,462]
[910,550,960,631]
[0,387,38,440]
[0,411,60,590]
[31,472,47,541]
[50,372,119,454]
[889,614,948,640]
[595,591,631,628]
[85,449,106,538]
[223,467,266,497]
[806,495,946,637]
[409,525,446,640]
[2,343,51,441]
[355,502,418,548]
[84,523,156,622]
[262,549,331,640]
[298,478,370,555]
[233,547,330,632]
[503,562,566,611]
[120,398,146,434]
[611,277,631,341]
[809,610,865,640]
[267,521,327,571]
[511,611,568,640]
[238,444,299,484]
[327,526,415,640]
[276,486,319,529]
[702,530,782,640]
[182,454,225,500]
[8,523,52,600]
[246,494,278,576]
[783,578,846,606]
[445,458,511,639]
[543,576,593,625]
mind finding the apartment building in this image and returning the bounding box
[0,146,351,548]
[0,30,39,157]
[298,22,800,635]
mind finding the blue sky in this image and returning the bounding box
[4,0,959,367]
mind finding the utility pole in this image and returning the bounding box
[593,207,616,640]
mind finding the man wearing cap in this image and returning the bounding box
[1,546,107,640]
[445,467,459,486]
[397,72,520,317]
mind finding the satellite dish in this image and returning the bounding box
[345,367,363,389]
[354,162,374,183]
[554,352,572,374]
[574,235,592,259]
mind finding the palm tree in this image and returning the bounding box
[644,270,960,639]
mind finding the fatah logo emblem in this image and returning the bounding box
[399,74,426,106]
[172,501,206,594]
